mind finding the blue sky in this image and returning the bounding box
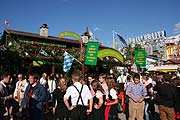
[0,0,180,48]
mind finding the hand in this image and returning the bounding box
[31,94,35,98]
[19,108,22,113]
[86,109,92,115]
[132,98,138,103]
[52,108,55,115]
[138,98,144,103]
[94,104,99,109]
[4,94,13,100]
[104,101,107,105]
[69,106,75,111]
[8,94,13,99]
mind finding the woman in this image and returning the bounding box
[174,78,180,120]
[40,73,47,87]
[90,80,105,120]
[53,77,69,120]
[142,75,155,120]
[105,78,119,120]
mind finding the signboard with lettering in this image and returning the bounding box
[85,42,99,65]
[135,50,146,67]
[128,30,166,44]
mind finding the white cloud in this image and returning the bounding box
[94,27,101,32]
[173,22,180,34]
[93,24,101,32]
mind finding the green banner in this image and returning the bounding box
[33,61,44,66]
[59,31,81,41]
[135,50,146,67]
[85,42,99,65]
[98,49,124,63]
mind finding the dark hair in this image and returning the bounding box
[99,73,106,79]
[133,73,140,79]
[28,73,39,80]
[127,75,131,81]
[91,80,104,94]
[59,77,67,92]
[72,71,81,82]
[106,78,117,90]
[0,73,10,81]
[88,73,96,79]
[146,83,153,89]
[49,73,55,80]
[163,74,171,82]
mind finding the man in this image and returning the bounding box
[0,73,12,120]
[64,71,93,120]
[153,74,177,120]
[19,73,46,120]
[14,74,29,105]
[47,73,57,102]
[126,73,147,120]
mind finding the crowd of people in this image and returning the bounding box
[0,70,180,120]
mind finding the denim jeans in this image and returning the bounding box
[144,102,150,120]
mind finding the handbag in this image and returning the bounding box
[117,99,123,113]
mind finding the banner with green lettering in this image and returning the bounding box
[135,50,146,67]
[85,42,99,65]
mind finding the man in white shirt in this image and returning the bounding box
[64,71,93,120]
[14,74,28,105]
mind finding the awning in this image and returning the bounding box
[147,65,179,72]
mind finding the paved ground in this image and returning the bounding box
[118,104,161,120]
[5,104,161,120]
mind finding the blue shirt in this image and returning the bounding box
[126,82,147,101]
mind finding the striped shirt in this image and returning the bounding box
[126,82,147,101]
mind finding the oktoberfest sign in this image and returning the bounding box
[59,31,81,41]
[85,42,99,65]
[135,50,146,67]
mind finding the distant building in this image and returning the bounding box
[128,30,180,62]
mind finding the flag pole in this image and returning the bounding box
[80,37,85,80]
[113,30,115,49]
[74,57,83,65]
[64,50,83,65]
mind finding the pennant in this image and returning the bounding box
[51,49,55,55]
[63,51,74,72]
[5,20,10,26]
[115,32,127,46]
[39,49,48,56]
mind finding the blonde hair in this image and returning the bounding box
[42,73,47,79]
[106,78,116,90]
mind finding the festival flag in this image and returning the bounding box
[39,49,49,56]
[5,20,10,26]
[114,39,119,50]
[115,32,127,46]
[63,51,74,72]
